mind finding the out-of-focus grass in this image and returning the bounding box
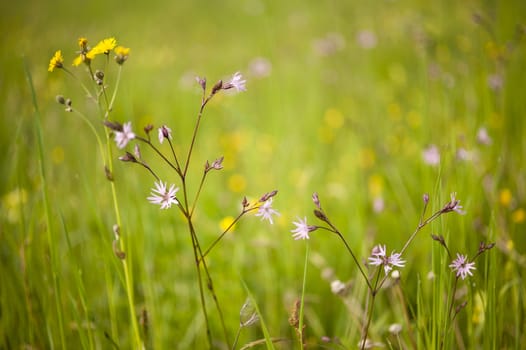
[1,0,525,349]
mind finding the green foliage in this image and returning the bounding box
[1,0,525,349]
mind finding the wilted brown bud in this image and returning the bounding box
[104,120,123,132]
[104,165,114,181]
[312,192,321,209]
[314,209,328,222]
[211,80,223,95]
[95,70,104,80]
[242,196,249,208]
[431,233,445,245]
[196,76,206,91]
[56,95,66,105]
[113,224,120,237]
[134,144,141,160]
[119,151,138,163]
[144,124,154,134]
[259,190,278,202]
[112,240,126,259]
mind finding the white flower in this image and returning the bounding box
[422,144,440,166]
[226,72,246,92]
[449,253,476,280]
[147,181,179,209]
[476,127,492,145]
[255,198,280,224]
[330,280,347,295]
[291,216,315,240]
[368,244,406,275]
[114,122,135,149]
[158,125,172,144]
[442,192,466,215]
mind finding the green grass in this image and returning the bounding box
[1,0,525,349]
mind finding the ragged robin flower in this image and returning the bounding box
[255,198,280,224]
[48,50,64,72]
[147,181,179,209]
[449,253,476,280]
[114,46,130,65]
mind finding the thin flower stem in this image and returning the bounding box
[100,55,111,112]
[318,226,373,291]
[400,209,443,256]
[393,282,418,350]
[232,327,242,350]
[187,217,230,347]
[361,271,380,350]
[200,206,260,260]
[62,67,94,101]
[135,161,160,182]
[71,109,106,166]
[187,218,213,348]
[441,277,459,350]
[375,209,445,291]
[94,64,142,347]
[136,136,180,175]
[104,128,142,348]
[167,138,182,173]
[189,171,207,218]
[108,65,122,114]
[298,242,310,349]
[183,97,211,177]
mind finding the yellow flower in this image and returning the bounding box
[48,50,64,72]
[499,188,512,207]
[512,208,525,223]
[72,54,85,66]
[228,174,247,193]
[114,45,130,65]
[87,37,117,59]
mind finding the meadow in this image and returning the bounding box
[1,0,525,349]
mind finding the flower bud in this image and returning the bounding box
[56,95,66,105]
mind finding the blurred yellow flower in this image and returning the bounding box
[368,174,384,197]
[2,188,28,223]
[471,293,485,325]
[359,148,376,169]
[48,50,64,72]
[324,108,344,129]
[219,216,236,233]
[499,188,512,207]
[406,110,421,129]
[512,208,525,223]
[228,174,247,193]
[51,146,64,164]
[506,239,514,252]
[387,102,401,121]
[318,125,334,144]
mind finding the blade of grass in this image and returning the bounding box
[24,56,66,350]
[241,280,276,350]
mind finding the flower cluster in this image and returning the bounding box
[48,37,130,72]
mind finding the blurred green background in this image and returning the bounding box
[2,0,525,348]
